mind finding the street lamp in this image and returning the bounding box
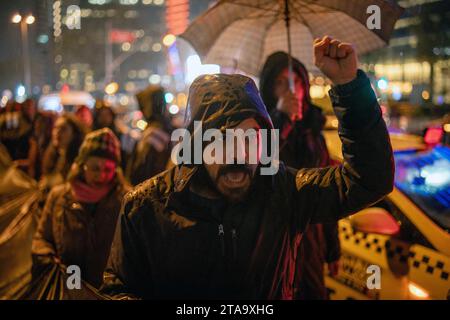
[10,13,35,95]
[11,14,22,24]
[25,15,35,25]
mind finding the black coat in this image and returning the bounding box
[261,52,340,299]
[101,71,394,299]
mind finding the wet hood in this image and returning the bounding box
[184,74,273,133]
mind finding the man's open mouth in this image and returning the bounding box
[221,169,250,188]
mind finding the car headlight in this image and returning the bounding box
[408,282,430,299]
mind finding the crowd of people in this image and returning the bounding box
[0,85,175,296]
[0,36,395,299]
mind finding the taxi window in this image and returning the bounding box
[375,199,433,250]
[394,146,450,233]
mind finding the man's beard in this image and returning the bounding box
[216,164,255,203]
[201,164,256,203]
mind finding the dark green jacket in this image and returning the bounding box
[101,71,394,299]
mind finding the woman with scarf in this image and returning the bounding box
[32,128,129,288]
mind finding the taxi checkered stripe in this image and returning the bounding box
[339,224,449,282]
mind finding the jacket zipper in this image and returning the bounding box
[218,223,225,257]
[231,228,237,260]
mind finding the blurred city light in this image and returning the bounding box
[169,104,179,115]
[164,92,174,103]
[422,90,430,100]
[25,15,35,25]
[152,43,162,52]
[163,34,176,47]
[124,82,136,92]
[121,42,131,51]
[149,74,161,84]
[377,78,388,91]
[39,95,62,112]
[408,282,429,299]
[11,14,22,24]
[2,89,13,101]
[309,85,325,99]
[185,55,220,84]
[392,86,402,101]
[105,82,119,95]
[119,95,129,105]
[443,124,450,133]
[37,34,49,44]
[0,96,8,107]
[402,82,413,94]
[176,93,187,107]
[136,119,147,130]
[17,85,26,97]
[424,127,443,145]
[420,160,450,188]
[60,69,69,78]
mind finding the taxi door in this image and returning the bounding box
[326,197,450,300]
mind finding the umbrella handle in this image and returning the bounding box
[284,0,295,93]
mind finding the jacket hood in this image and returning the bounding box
[184,74,273,133]
[259,52,312,113]
[136,85,166,122]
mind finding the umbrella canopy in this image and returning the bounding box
[181,0,404,76]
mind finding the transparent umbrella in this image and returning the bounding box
[181,0,404,86]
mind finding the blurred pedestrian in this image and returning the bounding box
[40,114,86,190]
[0,100,33,162]
[22,98,37,124]
[93,102,130,169]
[260,51,340,299]
[74,105,93,132]
[32,128,129,288]
[126,85,173,185]
[27,111,56,180]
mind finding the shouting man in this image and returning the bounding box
[101,36,394,299]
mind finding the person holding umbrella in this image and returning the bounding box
[260,52,340,299]
[101,37,394,299]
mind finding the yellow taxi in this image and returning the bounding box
[323,131,450,300]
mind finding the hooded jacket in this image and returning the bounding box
[260,52,339,299]
[101,72,394,299]
[260,51,330,168]
[126,86,173,185]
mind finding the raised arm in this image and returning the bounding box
[293,36,394,227]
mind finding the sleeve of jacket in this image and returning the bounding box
[323,222,341,263]
[293,70,394,229]
[31,187,58,264]
[100,194,154,299]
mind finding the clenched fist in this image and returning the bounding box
[313,36,358,85]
